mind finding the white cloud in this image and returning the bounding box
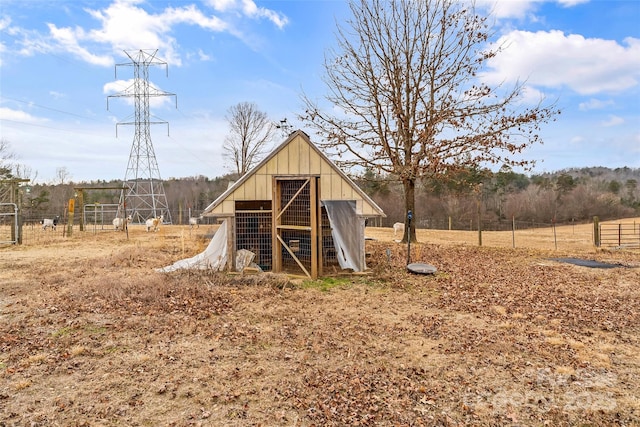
[482,30,640,95]
[601,115,624,127]
[578,98,614,111]
[475,0,589,20]
[197,49,212,61]
[4,0,287,68]
[475,0,541,20]
[103,79,175,109]
[0,107,47,123]
[46,23,114,66]
[518,85,546,105]
[205,0,288,29]
[556,0,589,6]
[207,0,236,12]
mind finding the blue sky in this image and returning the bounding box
[1,0,639,183]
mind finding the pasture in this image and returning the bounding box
[1,220,639,426]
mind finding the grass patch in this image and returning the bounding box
[84,325,107,335]
[301,277,352,292]
[52,326,75,338]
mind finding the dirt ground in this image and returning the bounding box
[1,219,639,426]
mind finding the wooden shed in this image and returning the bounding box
[202,130,386,279]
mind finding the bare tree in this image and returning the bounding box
[1,138,16,179]
[301,0,560,242]
[55,167,72,185]
[223,102,276,176]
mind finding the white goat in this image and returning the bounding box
[188,216,202,229]
[41,216,60,231]
[145,215,163,232]
[393,222,405,238]
[113,215,132,231]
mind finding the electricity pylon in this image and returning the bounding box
[108,49,176,224]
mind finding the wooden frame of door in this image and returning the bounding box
[272,176,321,279]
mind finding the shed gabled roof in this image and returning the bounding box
[202,130,386,218]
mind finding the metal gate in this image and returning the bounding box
[599,222,640,248]
[0,203,18,244]
[83,203,120,232]
[272,177,321,279]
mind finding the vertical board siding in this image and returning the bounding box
[299,137,310,174]
[288,142,300,175]
[266,156,278,175]
[221,199,234,214]
[205,133,384,218]
[255,174,269,200]
[309,147,321,174]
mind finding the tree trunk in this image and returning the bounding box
[402,177,417,243]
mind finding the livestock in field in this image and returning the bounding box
[189,216,201,229]
[41,216,60,231]
[145,215,164,232]
[393,222,405,238]
[113,215,132,231]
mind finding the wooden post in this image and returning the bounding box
[10,181,17,243]
[618,223,622,247]
[593,216,600,247]
[66,198,75,237]
[407,210,413,264]
[78,190,85,231]
[272,177,282,274]
[310,177,318,280]
[477,184,483,247]
[316,178,324,277]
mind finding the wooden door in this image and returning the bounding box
[272,177,321,278]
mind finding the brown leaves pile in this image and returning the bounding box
[1,237,638,426]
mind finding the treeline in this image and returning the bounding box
[13,166,640,228]
[18,174,238,224]
[360,166,640,229]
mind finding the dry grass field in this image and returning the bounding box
[1,219,639,426]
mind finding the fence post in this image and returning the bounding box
[618,223,622,247]
[512,216,516,248]
[593,216,600,247]
[66,198,75,237]
[78,190,84,231]
[477,184,483,247]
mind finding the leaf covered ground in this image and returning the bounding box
[1,223,639,426]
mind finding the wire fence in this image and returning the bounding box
[2,208,218,246]
[4,210,639,252]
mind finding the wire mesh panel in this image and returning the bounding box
[279,179,311,227]
[280,229,312,273]
[235,207,273,271]
[279,179,311,276]
[321,206,339,269]
[0,203,18,244]
[83,203,120,232]
[274,178,322,278]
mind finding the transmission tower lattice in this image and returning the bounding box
[108,49,176,224]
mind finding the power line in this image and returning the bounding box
[110,49,174,224]
[0,96,105,122]
[0,118,106,136]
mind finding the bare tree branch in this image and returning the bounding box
[300,0,560,242]
[223,102,276,176]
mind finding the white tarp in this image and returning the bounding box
[322,200,365,272]
[157,220,228,272]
